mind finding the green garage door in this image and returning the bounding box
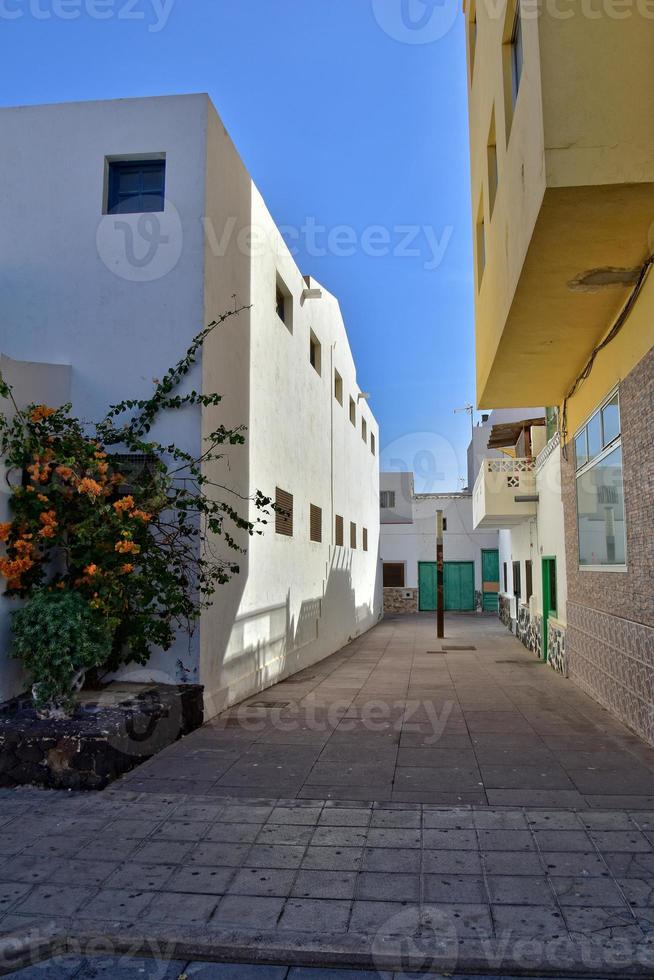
[418,561,475,612]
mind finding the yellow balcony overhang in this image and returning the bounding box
[477,183,654,409]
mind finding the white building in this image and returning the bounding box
[0,94,382,716]
[472,411,568,672]
[380,472,500,614]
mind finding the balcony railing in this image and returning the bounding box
[473,457,537,529]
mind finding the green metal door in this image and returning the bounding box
[481,548,500,612]
[541,557,558,662]
[443,561,475,611]
[418,562,437,611]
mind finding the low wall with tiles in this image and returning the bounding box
[567,602,654,745]
[383,588,418,614]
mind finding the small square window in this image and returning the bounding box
[350,522,357,549]
[276,275,293,332]
[383,563,405,588]
[107,159,166,215]
[310,331,322,376]
[349,397,356,427]
[380,491,395,509]
[335,514,344,547]
[275,487,293,537]
[362,418,368,443]
[310,504,322,543]
[334,370,343,405]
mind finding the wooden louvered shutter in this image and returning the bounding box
[275,487,293,537]
[335,515,344,546]
[310,504,322,543]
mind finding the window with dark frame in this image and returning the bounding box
[275,487,293,537]
[363,528,368,552]
[309,504,322,543]
[107,159,166,215]
[275,275,293,332]
[335,514,344,547]
[362,418,367,443]
[525,559,533,601]
[575,390,625,567]
[503,562,508,592]
[380,491,396,509]
[371,432,376,456]
[512,560,521,601]
[510,5,524,108]
[350,522,357,549]
[383,563,405,588]
[310,331,322,376]
[349,397,356,426]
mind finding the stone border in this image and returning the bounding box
[5,921,654,979]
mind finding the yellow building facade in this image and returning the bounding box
[465,0,654,742]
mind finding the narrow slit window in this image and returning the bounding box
[371,432,376,456]
[349,397,356,427]
[362,418,368,443]
[334,370,343,405]
[350,522,357,549]
[363,528,368,552]
[310,331,322,376]
[335,514,344,547]
[275,274,293,332]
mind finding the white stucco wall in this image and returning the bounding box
[0,95,381,714]
[380,477,499,593]
[0,95,210,685]
[201,173,381,715]
[497,440,567,627]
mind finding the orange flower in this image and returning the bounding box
[29,405,56,423]
[37,494,49,503]
[115,540,141,555]
[25,485,35,493]
[55,581,66,590]
[78,478,103,499]
[83,564,99,577]
[120,563,135,574]
[131,509,152,522]
[55,465,75,482]
[113,496,135,514]
[111,473,126,486]
[94,451,107,460]
[38,511,58,539]
[0,523,11,543]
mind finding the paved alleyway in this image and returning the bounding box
[120,614,654,809]
[2,616,654,975]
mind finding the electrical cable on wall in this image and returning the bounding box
[561,254,654,457]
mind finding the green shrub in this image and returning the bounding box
[11,589,113,717]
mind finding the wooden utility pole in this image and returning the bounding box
[436,509,444,639]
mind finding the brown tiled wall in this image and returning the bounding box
[561,344,654,744]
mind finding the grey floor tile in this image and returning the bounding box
[539,851,608,877]
[244,845,306,870]
[423,874,486,904]
[550,876,629,907]
[492,904,567,939]
[481,851,542,876]
[301,847,363,872]
[165,866,235,895]
[363,847,422,873]
[78,888,155,921]
[15,884,90,917]
[422,829,477,850]
[142,890,219,923]
[278,898,351,932]
[357,872,420,902]
[590,830,652,852]
[486,875,556,906]
[213,894,285,930]
[228,868,296,897]
[291,870,357,900]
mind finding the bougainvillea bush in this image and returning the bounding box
[0,310,272,717]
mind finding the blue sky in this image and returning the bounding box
[0,0,475,491]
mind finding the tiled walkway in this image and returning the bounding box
[119,614,654,808]
[3,615,654,977]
